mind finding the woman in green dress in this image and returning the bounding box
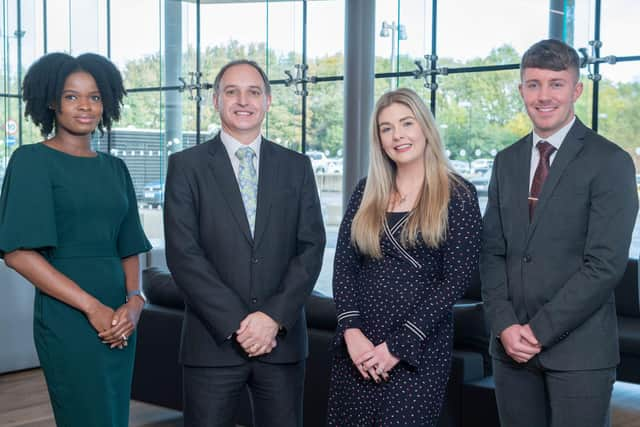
[0,53,151,427]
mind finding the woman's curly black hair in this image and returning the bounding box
[22,52,126,137]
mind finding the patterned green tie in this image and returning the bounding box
[235,146,258,236]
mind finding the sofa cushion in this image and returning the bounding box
[306,291,337,330]
[454,301,491,375]
[618,316,640,355]
[142,267,185,310]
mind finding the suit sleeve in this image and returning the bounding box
[164,153,249,344]
[480,153,520,338]
[386,184,482,367]
[529,148,638,347]
[330,180,366,349]
[259,157,326,330]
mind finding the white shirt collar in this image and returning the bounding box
[532,116,576,151]
[220,130,262,158]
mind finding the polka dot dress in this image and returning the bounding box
[327,178,482,426]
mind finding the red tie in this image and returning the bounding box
[529,141,556,220]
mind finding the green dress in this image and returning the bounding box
[0,143,151,427]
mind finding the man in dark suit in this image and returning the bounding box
[481,39,638,427]
[164,59,326,427]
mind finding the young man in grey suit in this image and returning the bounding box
[164,59,326,427]
[481,39,638,427]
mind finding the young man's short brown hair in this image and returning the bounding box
[520,39,581,82]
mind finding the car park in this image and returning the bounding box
[306,151,329,174]
[469,167,491,195]
[143,181,164,208]
[450,159,471,177]
[326,158,343,174]
[470,158,494,175]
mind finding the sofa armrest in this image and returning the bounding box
[131,304,184,410]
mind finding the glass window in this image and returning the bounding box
[44,0,70,53]
[180,1,198,91]
[0,97,22,172]
[265,1,302,77]
[569,0,595,51]
[307,0,344,77]
[43,0,107,55]
[435,68,523,168]
[265,84,301,151]
[200,1,270,69]
[597,62,640,257]
[397,0,433,68]
[307,80,344,296]
[600,0,639,57]
[110,0,162,86]
[430,69,521,213]
[6,0,638,287]
[20,0,44,71]
[115,90,165,244]
[575,68,593,127]
[437,0,547,66]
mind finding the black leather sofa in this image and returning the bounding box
[132,267,488,427]
[443,259,640,427]
[453,259,640,383]
[615,259,640,383]
[131,259,640,427]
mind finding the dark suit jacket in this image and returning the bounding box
[480,118,638,371]
[163,134,326,367]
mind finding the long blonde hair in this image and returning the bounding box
[351,88,460,258]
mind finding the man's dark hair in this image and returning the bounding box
[22,52,126,137]
[213,59,271,96]
[520,39,581,81]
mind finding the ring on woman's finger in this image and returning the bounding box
[121,334,128,341]
[376,367,384,375]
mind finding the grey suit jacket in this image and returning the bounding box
[163,134,326,367]
[480,118,638,371]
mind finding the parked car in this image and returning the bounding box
[306,151,329,174]
[469,168,491,196]
[143,181,164,208]
[470,158,494,175]
[450,160,470,177]
[326,157,343,174]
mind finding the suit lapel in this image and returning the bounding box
[207,135,253,245]
[513,136,533,236]
[526,119,586,242]
[253,138,277,248]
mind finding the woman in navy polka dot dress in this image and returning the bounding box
[327,88,482,426]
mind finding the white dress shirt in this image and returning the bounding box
[528,116,576,191]
[220,130,262,183]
